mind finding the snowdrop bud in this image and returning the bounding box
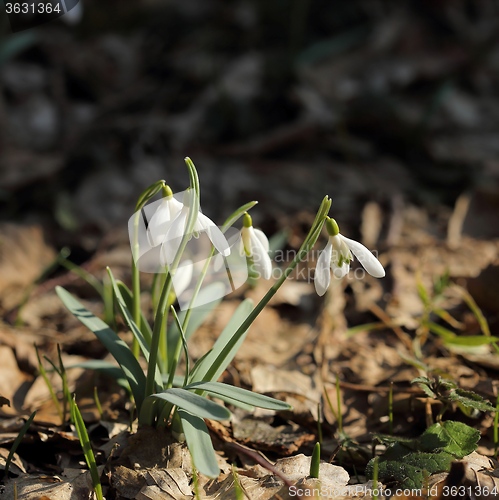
[243,212,253,228]
[325,217,339,236]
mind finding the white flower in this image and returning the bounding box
[314,217,385,296]
[171,259,194,298]
[161,190,231,266]
[240,213,272,280]
[146,187,184,247]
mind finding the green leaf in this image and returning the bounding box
[148,388,231,421]
[117,280,153,345]
[428,322,458,339]
[168,283,225,368]
[135,180,165,211]
[367,451,454,490]
[169,306,190,388]
[177,409,220,478]
[369,420,480,490]
[420,421,480,458]
[56,286,146,411]
[70,398,104,500]
[411,377,436,398]
[310,442,321,479]
[221,201,258,232]
[444,335,499,346]
[453,284,491,337]
[107,270,163,391]
[190,299,253,383]
[416,280,431,307]
[185,381,291,411]
[4,410,36,476]
[428,320,499,346]
[447,389,495,413]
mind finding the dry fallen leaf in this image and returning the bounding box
[0,224,55,310]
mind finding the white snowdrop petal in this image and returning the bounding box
[172,259,194,297]
[341,235,385,278]
[253,245,273,280]
[247,227,272,279]
[147,197,184,247]
[208,225,231,257]
[163,210,188,265]
[331,261,350,279]
[314,241,332,296]
[252,228,270,253]
[147,203,170,247]
[196,212,231,257]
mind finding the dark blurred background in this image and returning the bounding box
[2,0,499,251]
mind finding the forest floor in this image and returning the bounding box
[2,1,499,498]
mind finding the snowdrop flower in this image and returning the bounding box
[147,185,184,247]
[240,212,272,280]
[314,217,385,296]
[162,189,231,265]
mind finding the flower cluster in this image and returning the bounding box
[140,187,384,297]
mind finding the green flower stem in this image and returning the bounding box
[131,230,141,358]
[165,201,259,387]
[145,273,173,399]
[145,161,200,401]
[131,180,165,358]
[202,196,331,383]
[159,306,169,373]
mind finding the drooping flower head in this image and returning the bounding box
[146,184,183,248]
[162,189,231,266]
[240,212,272,280]
[314,217,385,296]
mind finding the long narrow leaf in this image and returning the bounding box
[445,335,499,346]
[108,270,163,390]
[190,299,253,383]
[221,201,258,231]
[4,411,36,476]
[177,409,220,478]
[117,280,153,344]
[56,286,146,411]
[429,322,499,345]
[148,388,231,421]
[170,306,190,388]
[168,283,225,367]
[185,381,291,411]
[70,398,103,500]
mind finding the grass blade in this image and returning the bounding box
[3,411,36,477]
[70,397,103,500]
[36,347,63,424]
